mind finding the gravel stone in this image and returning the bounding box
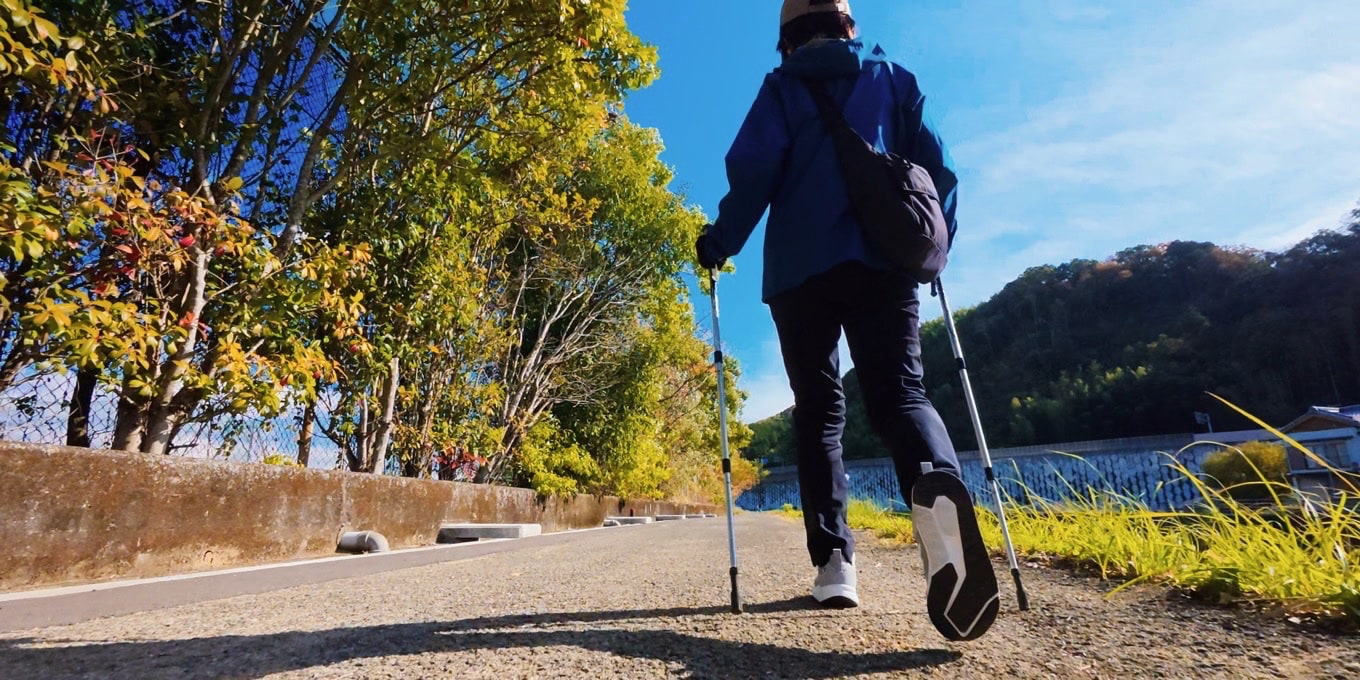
[0,513,1354,679]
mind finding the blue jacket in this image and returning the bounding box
[703,39,959,302]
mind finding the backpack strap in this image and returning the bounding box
[802,77,853,137]
[806,71,911,159]
[804,76,888,158]
[881,64,907,157]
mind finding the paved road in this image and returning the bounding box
[1,513,1356,679]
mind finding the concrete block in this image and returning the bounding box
[703,513,717,518]
[602,519,620,527]
[604,516,654,525]
[437,523,541,543]
[684,514,707,519]
[654,514,687,521]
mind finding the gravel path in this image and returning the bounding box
[1,513,1356,679]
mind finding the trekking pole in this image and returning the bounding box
[708,267,742,614]
[932,277,1030,611]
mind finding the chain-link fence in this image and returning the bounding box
[0,368,346,470]
[0,370,117,449]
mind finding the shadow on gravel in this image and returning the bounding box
[0,598,961,679]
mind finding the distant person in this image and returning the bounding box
[695,0,997,637]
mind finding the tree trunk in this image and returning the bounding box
[111,397,145,452]
[275,56,365,258]
[143,249,210,455]
[351,390,370,472]
[406,370,441,478]
[369,357,400,474]
[0,349,31,394]
[64,366,98,448]
[297,400,316,467]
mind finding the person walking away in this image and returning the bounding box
[695,0,999,640]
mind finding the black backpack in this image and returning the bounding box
[803,77,950,285]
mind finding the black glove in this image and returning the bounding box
[695,230,726,270]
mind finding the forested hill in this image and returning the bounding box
[745,213,1360,465]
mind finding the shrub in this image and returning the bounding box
[1201,441,1288,501]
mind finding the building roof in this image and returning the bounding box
[1282,405,1360,433]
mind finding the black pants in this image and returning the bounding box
[769,262,961,567]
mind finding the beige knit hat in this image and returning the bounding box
[780,0,853,27]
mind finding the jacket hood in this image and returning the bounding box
[775,38,888,79]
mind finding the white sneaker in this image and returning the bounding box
[812,548,860,608]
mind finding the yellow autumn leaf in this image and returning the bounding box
[49,303,74,326]
[8,6,31,29]
[33,16,58,43]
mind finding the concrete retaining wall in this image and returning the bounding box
[0,442,714,591]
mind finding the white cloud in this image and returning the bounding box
[1242,197,1357,252]
[944,0,1360,307]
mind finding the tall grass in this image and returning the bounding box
[975,482,1359,621]
[780,397,1360,624]
[777,499,916,544]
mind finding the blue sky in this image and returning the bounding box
[622,0,1360,423]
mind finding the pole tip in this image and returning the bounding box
[730,568,741,613]
[1012,569,1030,611]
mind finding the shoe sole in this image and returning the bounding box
[815,595,859,609]
[912,471,1000,642]
[812,583,860,609]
